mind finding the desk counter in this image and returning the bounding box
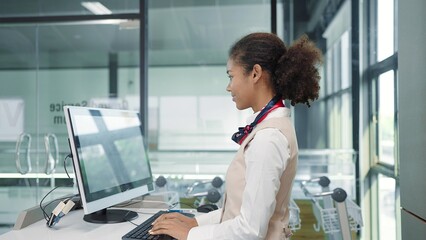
[0,208,162,240]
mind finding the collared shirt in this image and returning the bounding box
[188,107,291,240]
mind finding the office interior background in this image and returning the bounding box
[0,0,425,239]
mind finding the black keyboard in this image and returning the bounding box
[122,210,175,240]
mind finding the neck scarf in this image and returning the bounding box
[231,95,284,145]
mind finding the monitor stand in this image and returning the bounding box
[83,208,138,224]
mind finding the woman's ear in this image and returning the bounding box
[252,64,263,82]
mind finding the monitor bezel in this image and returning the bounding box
[64,106,154,217]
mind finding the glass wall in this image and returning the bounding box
[0,0,138,17]
[295,0,353,151]
[0,1,404,239]
[0,0,140,233]
[144,0,358,200]
[293,0,356,197]
[146,1,271,181]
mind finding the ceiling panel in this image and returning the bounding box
[0,0,273,69]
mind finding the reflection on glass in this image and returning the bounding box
[74,112,151,201]
[104,113,140,130]
[115,136,150,179]
[74,114,99,135]
[378,71,395,165]
[378,174,396,240]
[148,1,271,152]
[377,0,395,61]
[0,0,139,18]
[80,144,116,193]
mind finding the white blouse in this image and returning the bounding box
[187,108,291,240]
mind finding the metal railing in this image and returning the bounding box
[300,176,363,240]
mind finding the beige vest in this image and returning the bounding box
[221,117,298,240]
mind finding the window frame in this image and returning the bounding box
[365,0,400,239]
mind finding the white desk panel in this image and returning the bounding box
[0,208,161,240]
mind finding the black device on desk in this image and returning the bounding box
[197,203,218,213]
[122,210,194,240]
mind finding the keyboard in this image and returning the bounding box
[122,211,175,240]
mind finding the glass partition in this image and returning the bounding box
[150,149,357,201]
[0,0,139,17]
[0,17,139,233]
[147,1,272,168]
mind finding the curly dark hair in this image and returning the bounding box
[229,32,322,107]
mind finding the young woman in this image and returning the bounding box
[150,32,322,240]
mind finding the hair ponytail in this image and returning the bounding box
[229,33,322,107]
[274,34,322,107]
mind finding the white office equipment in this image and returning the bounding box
[64,106,155,223]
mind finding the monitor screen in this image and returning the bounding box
[64,106,154,223]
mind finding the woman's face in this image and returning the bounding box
[226,58,255,110]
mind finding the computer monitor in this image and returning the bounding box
[64,106,154,223]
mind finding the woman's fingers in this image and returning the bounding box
[151,218,174,231]
[150,218,191,240]
[152,212,180,225]
[152,212,194,224]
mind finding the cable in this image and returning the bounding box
[127,219,139,226]
[64,153,73,179]
[40,187,74,221]
[40,153,75,222]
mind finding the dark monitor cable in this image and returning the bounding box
[39,153,78,227]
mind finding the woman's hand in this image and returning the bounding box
[149,212,198,240]
[153,212,198,228]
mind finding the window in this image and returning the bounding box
[377,0,395,61]
[377,71,395,165]
[365,0,400,239]
[378,174,397,240]
[304,6,353,150]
